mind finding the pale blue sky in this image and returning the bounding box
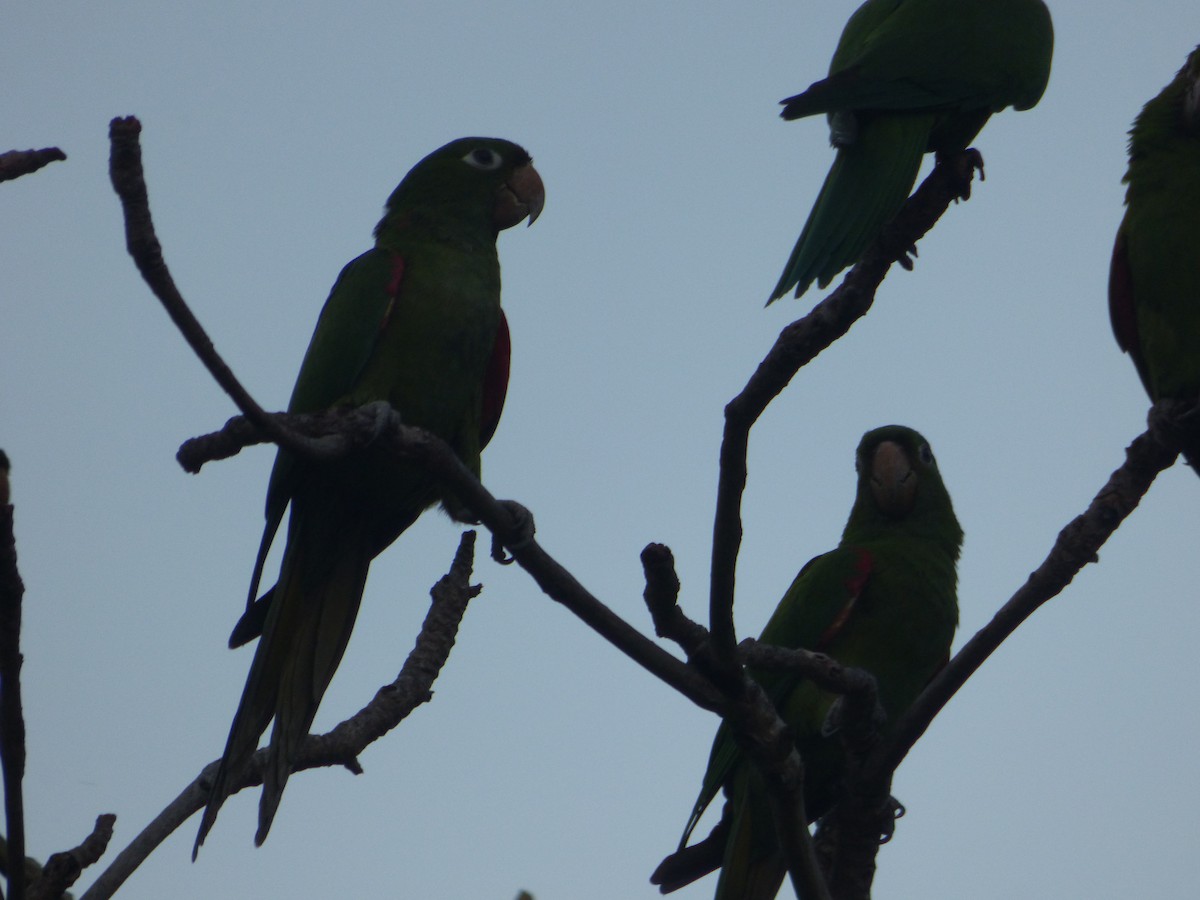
[3,2,1199,898]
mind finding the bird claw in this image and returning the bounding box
[358,400,401,443]
[896,242,919,271]
[491,500,535,565]
[938,148,985,202]
[878,796,905,844]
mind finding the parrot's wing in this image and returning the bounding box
[782,0,1052,119]
[676,546,874,849]
[1109,222,1140,356]
[242,248,406,616]
[480,310,510,450]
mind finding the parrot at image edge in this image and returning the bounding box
[193,138,544,855]
[769,0,1054,303]
[651,426,962,900]
[1110,46,1200,477]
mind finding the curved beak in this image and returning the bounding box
[494,162,545,229]
[869,440,917,518]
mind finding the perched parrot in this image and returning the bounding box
[768,0,1054,303]
[1110,46,1200,476]
[651,425,962,900]
[193,137,544,855]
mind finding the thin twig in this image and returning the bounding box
[81,533,481,900]
[709,151,981,665]
[641,543,708,654]
[0,149,66,184]
[740,640,879,709]
[107,117,331,463]
[27,815,115,900]
[0,451,27,900]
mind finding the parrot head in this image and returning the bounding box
[377,137,544,239]
[847,426,961,549]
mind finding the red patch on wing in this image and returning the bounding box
[480,311,510,449]
[380,251,405,332]
[817,547,873,649]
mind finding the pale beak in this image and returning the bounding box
[494,163,545,229]
[869,440,917,517]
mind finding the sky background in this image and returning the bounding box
[3,2,1199,898]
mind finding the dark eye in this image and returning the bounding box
[463,147,503,170]
[918,442,935,466]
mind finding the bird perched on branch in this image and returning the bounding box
[652,426,961,900]
[1110,46,1200,476]
[194,137,543,854]
[769,0,1054,302]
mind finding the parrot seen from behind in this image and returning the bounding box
[193,137,544,855]
[651,425,962,900]
[1109,46,1200,477]
[768,0,1054,303]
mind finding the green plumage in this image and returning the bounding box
[194,138,543,855]
[769,0,1054,302]
[653,426,962,899]
[1110,47,1200,476]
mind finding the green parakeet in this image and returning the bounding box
[193,137,544,855]
[768,0,1054,302]
[1110,46,1200,476]
[652,426,962,900]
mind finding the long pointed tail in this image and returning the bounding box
[194,506,371,856]
[713,768,787,900]
[769,114,933,303]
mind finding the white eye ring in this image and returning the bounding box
[918,443,935,466]
[463,147,503,170]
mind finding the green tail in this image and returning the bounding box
[194,498,371,856]
[713,767,788,900]
[769,114,933,303]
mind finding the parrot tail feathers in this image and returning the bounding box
[713,779,788,900]
[255,528,371,845]
[768,114,932,303]
[193,637,279,858]
[194,508,371,856]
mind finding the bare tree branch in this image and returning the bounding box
[870,419,1180,785]
[0,451,28,900]
[179,410,727,713]
[643,552,847,899]
[107,117,333,464]
[81,533,482,900]
[709,151,983,668]
[739,641,879,712]
[691,153,982,897]
[811,787,895,900]
[0,149,66,185]
[641,543,708,655]
[105,115,1174,900]
[27,816,115,900]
